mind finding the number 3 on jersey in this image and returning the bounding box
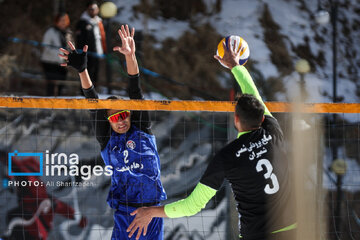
[256,159,279,194]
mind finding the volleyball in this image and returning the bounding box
[216,35,250,68]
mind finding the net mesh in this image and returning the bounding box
[0,99,359,240]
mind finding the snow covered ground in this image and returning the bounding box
[114,0,359,104]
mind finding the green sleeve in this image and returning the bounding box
[164,183,217,218]
[231,65,272,116]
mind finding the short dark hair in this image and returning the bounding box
[86,0,98,8]
[235,94,264,130]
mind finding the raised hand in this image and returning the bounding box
[214,38,241,69]
[113,24,136,56]
[59,41,88,73]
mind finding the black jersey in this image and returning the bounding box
[200,115,294,240]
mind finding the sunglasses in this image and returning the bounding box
[107,110,130,123]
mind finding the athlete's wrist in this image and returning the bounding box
[125,53,136,60]
[78,69,88,76]
[230,64,241,71]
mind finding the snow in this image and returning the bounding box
[114,0,192,42]
[210,0,280,78]
[112,0,359,104]
[283,72,327,102]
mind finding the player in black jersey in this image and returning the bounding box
[127,39,296,240]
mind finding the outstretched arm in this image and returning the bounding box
[59,42,92,89]
[113,25,152,133]
[113,24,139,75]
[113,25,142,99]
[126,151,226,239]
[214,40,271,116]
[59,42,110,150]
[231,66,271,116]
[127,183,216,239]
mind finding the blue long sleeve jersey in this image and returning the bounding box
[83,74,167,208]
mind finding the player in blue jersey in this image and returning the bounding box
[59,24,166,240]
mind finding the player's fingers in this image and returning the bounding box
[127,219,136,232]
[126,24,130,37]
[136,227,142,240]
[59,48,69,55]
[58,54,68,60]
[121,25,126,37]
[143,225,147,236]
[83,45,88,53]
[60,63,67,67]
[67,41,76,51]
[113,46,120,52]
[131,27,135,38]
[128,224,138,238]
[227,38,233,52]
[214,55,222,61]
[130,209,138,216]
[236,40,242,54]
[118,29,124,40]
[236,45,241,55]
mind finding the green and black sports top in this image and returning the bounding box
[164,66,295,240]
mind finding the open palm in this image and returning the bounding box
[113,24,135,56]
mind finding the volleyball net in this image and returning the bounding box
[0,97,359,240]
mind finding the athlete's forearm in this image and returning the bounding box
[79,69,93,90]
[125,53,139,75]
[231,65,260,97]
[231,65,271,116]
[164,183,217,218]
